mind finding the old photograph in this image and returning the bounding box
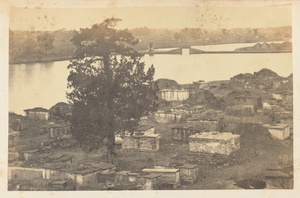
[7,2,294,191]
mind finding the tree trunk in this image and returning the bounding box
[107,131,115,164]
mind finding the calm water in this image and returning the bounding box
[9,44,292,115]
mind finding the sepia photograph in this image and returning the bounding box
[3,0,298,194]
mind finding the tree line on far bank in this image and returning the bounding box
[9,25,291,64]
[10,30,55,58]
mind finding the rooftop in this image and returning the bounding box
[134,125,155,131]
[133,134,160,138]
[159,89,189,92]
[189,132,240,141]
[142,168,179,173]
[24,107,49,113]
[175,164,198,169]
[264,124,289,130]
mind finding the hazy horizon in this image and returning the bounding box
[10,6,291,31]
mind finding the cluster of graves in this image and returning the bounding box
[8,69,293,190]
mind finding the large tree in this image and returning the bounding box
[67,18,158,163]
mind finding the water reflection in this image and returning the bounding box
[9,53,292,115]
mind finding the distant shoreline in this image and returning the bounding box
[9,55,72,65]
[143,50,292,55]
[9,50,292,65]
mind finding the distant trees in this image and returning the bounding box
[174,28,203,44]
[67,18,158,163]
[9,30,56,59]
[37,32,55,54]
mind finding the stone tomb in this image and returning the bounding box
[264,124,290,140]
[137,173,162,190]
[115,171,161,190]
[154,163,199,183]
[186,118,222,131]
[189,132,240,155]
[174,164,199,183]
[122,134,160,151]
[142,168,180,187]
[154,111,183,123]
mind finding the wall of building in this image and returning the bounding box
[154,112,183,123]
[187,119,221,131]
[8,167,45,181]
[160,90,189,101]
[189,133,240,155]
[122,136,160,151]
[226,105,256,117]
[179,167,198,183]
[27,112,49,121]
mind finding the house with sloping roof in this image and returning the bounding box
[24,107,50,121]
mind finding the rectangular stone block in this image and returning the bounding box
[189,132,240,155]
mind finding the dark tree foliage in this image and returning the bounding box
[67,18,158,163]
[37,32,55,54]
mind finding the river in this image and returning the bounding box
[9,44,292,115]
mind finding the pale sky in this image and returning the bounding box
[9,5,292,31]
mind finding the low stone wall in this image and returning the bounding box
[189,132,240,155]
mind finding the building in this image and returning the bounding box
[189,132,240,155]
[233,96,262,109]
[40,122,70,139]
[9,113,27,131]
[186,118,223,131]
[170,104,205,115]
[122,134,160,151]
[133,125,155,135]
[9,128,20,148]
[24,107,50,121]
[159,89,189,101]
[226,105,257,116]
[154,111,184,123]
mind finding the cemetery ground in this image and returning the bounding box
[11,115,293,190]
